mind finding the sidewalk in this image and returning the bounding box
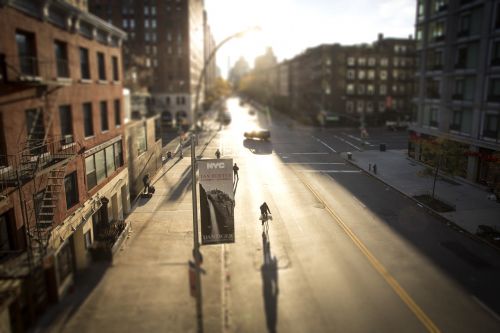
[346,149,500,237]
[34,126,222,333]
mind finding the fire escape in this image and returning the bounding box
[0,53,78,309]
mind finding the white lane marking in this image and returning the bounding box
[472,296,500,322]
[344,133,372,145]
[334,135,362,151]
[301,170,362,173]
[312,136,338,153]
[284,162,345,165]
[290,152,329,155]
[352,195,367,208]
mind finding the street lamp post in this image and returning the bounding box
[190,26,260,333]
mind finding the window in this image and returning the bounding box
[145,19,150,28]
[380,58,388,66]
[346,101,354,113]
[356,101,364,113]
[122,19,128,29]
[454,79,465,99]
[137,124,147,155]
[346,84,355,94]
[357,84,365,95]
[16,30,37,76]
[54,40,69,77]
[83,102,94,137]
[358,58,366,66]
[378,101,385,112]
[368,58,376,66]
[85,155,97,190]
[366,102,374,113]
[80,47,90,79]
[95,150,106,183]
[380,70,388,80]
[367,84,375,95]
[97,52,106,80]
[151,6,156,15]
[347,70,355,79]
[358,70,365,80]
[495,4,500,29]
[347,57,355,66]
[430,107,439,127]
[488,78,500,102]
[431,21,445,42]
[114,99,121,127]
[151,19,157,29]
[458,13,471,37]
[367,70,375,80]
[105,146,115,176]
[130,19,135,29]
[114,141,123,168]
[456,46,468,68]
[144,6,149,15]
[380,85,387,95]
[483,114,499,139]
[100,101,109,131]
[112,56,119,81]
[59,105,73,144]
[64,172,78,209]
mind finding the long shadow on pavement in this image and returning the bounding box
[34,262,110,332]
[261,231,279,333]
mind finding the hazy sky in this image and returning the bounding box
[204,0,416,77]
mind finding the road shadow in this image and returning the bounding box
[243,139,273,155]
[261,232,279,333]
[164,166,192,202]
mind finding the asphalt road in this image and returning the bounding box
[221,97,500,333]
[38,97,500,333]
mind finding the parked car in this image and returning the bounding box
[244,128,271,140]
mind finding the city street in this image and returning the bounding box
[38,97,500,333]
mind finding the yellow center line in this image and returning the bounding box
[297,172,441,333]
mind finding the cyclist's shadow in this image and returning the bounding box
[261,231,279,333]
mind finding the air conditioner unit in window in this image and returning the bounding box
[63,135,73,145]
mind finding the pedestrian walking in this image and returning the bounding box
[373,163,377,174]
[143,173,150,194]
[260,202,271,225]
[215,149,221,159]
[233,163,239,180]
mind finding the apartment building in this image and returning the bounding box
[263,35,416,126]
[0,1,127,328]
[411,0,500,193]
[89,0,213,128]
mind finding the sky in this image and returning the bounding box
[204,0,416,78]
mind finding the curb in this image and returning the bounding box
[342,154,500,253]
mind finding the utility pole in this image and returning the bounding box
[190,133,203,333]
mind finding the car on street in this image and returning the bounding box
[244,128,271,140]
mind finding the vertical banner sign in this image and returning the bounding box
[198,158,235,245]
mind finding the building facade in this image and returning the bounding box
[0,1,127,329]
[410,0,500,194]
[89,0,213,128]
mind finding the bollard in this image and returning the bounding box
[347,152,352,160]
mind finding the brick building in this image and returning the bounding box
[0,1,127,329]
[410,0,500,193]
[89,0,214,128]
[249,34,416,127]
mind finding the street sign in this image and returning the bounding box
[198,158,235,245]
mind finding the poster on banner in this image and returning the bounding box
[198,158,235,245]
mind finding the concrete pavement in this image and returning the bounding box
[346,149,500,237]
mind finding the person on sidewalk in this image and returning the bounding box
[143,173,150,194]
[215,149,221,159]
[373,163,377,174]
[233,163,239,181]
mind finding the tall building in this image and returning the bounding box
[410,0,500,194]
[0,0,127,327]
[89,0,213,128]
